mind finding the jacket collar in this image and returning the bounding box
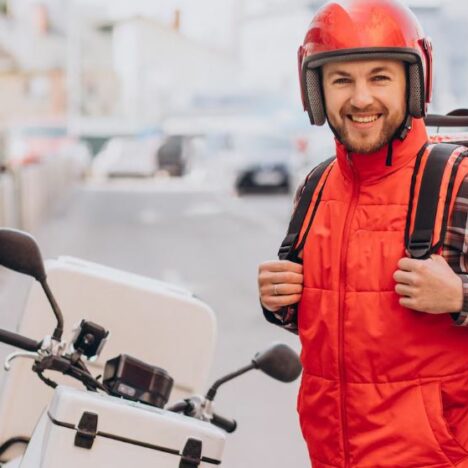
[335,117,428,183]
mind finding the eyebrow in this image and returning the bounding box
[327,66,393,79]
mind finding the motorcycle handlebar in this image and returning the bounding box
[211,412,237,433]
[166,400,191,414]
[425,114,468,128]
[0,329,41,352]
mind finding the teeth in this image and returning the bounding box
[351,115,380,123]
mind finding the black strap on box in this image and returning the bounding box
[406,143,468,259]
[74,411,98,449]
[179,438,202,468]
[278,156,335,262]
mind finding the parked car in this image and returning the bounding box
[91,136,161,179]
[236,161,290,194]
[156,135,188,177]
[230,134,298,195]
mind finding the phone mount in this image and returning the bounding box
[71,320,109,360]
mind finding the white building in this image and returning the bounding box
[240,6,311,110]
[108,16,239,127]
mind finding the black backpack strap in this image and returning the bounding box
[406,143,468,259]
[278,156,335,262]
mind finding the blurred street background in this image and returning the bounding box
[0,0,467,466]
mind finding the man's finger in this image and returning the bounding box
[395,283,413,297]
[266,283,303,296]
[266,294,302,309]
[397,257,424,272]
[259,260,303,274]
[259,282,303,297]
[399,296,415,309]
[393,270,416,285]
[260,271,304,286]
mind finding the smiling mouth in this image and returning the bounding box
[347,114,383,124]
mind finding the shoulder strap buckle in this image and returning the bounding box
[278,234,297,260]
[407,229,433,259]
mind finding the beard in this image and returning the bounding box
[329,108,406,154]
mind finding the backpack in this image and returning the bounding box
[278,115,468,263]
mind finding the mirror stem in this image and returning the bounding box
[40,281,64,341]
[205,363,255,402]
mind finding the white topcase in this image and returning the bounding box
[20,386,225,467]
[0,256,217,460]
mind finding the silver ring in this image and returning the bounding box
[274,284,279,296]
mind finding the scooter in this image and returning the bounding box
[0,228,302,467]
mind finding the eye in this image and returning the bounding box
[372,75,391,82]
[332,78,351,85]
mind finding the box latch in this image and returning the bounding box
[74,412,98,449]
[179,437,202,467]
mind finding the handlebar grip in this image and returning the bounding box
[425,114,468,128]
[211,412,237,433]
[166,400,191,414]
[0,329,41,352]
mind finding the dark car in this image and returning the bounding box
[157,135,189,177]
[236,162,290,194]
[231,134,295,195]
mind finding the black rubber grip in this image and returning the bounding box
[425,114,468,128]
[166,400,191,414]
[211,413,237,433]
[0,329,41,352]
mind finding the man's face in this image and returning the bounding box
[322,59,407,154]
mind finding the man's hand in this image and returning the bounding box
[393,255,463,314]
[258,260,303,312]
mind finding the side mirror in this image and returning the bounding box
[0,228,64,340]
[252,343,302,383]
[205,342,302,402]
[0,228,47,282]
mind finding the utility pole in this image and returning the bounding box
[66,0,82,134]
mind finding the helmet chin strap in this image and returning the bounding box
[386,67,413,166]
[326,115,343,144]
[385,114,413,167]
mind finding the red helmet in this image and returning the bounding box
[298,0,433,126]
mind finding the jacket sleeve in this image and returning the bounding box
[262,304,299,335]
[443,175,468,325]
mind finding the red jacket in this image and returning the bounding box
[297,118,468,467]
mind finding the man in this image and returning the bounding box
[258,1,468,467]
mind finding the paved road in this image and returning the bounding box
[0,178,310,467]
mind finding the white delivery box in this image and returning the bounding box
[0,256,217,460]
[20,386,225,467]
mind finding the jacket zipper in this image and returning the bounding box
[339,155,360,467]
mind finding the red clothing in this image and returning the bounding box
[295,118,468,467]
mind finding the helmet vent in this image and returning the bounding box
[305,69,327,126]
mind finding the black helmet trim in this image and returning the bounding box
[301,47,425,126]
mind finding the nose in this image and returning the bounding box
[349,80,374,109]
